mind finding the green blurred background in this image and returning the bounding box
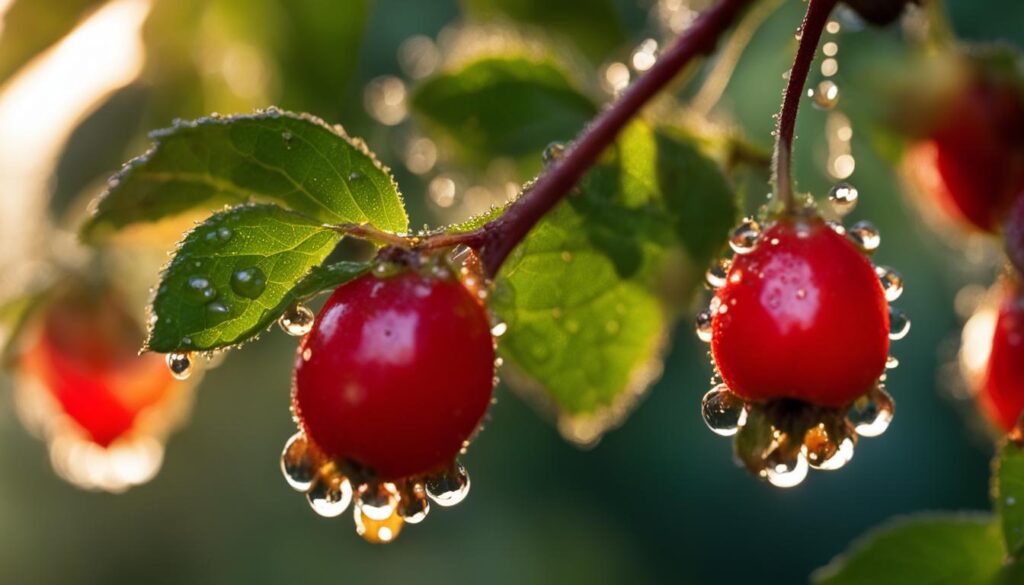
[0,0,1021,583]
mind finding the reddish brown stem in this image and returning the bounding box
[772,0,839,211]
[418,0,752,278]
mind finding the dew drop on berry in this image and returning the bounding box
[886,355,899,369]
[184,275,217,303]
[848,221,880,253]
[705,258,731,289]
[701,384,747,436]
[280,432,318,491]
[888,307,910,340]
[542,141,566,165]
[230,266,267,299]
[695,310,714,343]
[357,482,400,521]
[372,261,403,279]
[278,304,314,336]
[847,386,894,438]
[809,79,840,110]
[764,448,809,488]
[729,218,761,255]
[425,461,470,507]
[876,266,903,302]
[396,483,431,524]
[166,352,193,380]
[803,422,855,470]
[490,321,508,337]
[307,474,353,518]
[826,220,847,235]
[354,505,404,544]
[828,183,858,216]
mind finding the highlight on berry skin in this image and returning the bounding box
[282,251,496,543]
[695,186,906,488]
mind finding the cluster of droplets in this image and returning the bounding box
[280,432,470,543]
[695,185,906,487]
[803,20,857,180]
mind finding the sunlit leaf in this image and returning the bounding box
[410,54,597,172]
[812,514,1005,585]
[490,123,737,444]
[82,110,407,241]
[0,0,104,86]
[146,204,362,353]
[996,440,1024,558]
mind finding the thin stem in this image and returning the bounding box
[417,0,752,278]
[772,0,838,212]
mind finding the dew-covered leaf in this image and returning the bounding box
[490,123,736,444]
[0,0,104,86]
[410,54,597,172]
[146,204,354,353]
[996,440,1024,558]
[461,0,627,62]
[812,514,1005,585]
[82,110,408,241]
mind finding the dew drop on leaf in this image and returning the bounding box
[230,266,267,299]
[185,275,218,303]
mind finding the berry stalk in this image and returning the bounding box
[417,0,753,278]
[772,0,839,212]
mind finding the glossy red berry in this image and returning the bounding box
[966,280,1024,432]
[710,217,890,408]
[292,269,495,481]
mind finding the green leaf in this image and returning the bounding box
[146,204,356,353]
[996,440,1024,557]
[491,123,737,444]
[0,0,104,86]
[82,110,408,241]
[410,55,597,172]
[461,0,627,62]
[812,514,1006,585]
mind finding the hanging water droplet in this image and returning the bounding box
[848,221,880,253]
[357,482,400,521]
[826,220,847,235]
[847,386,894,437]
[307,474,353,518]
[705,258,731,289]
[166,352,193,380]
[764,446,809,488]
[354,505,404,544]
[889,307,910,340]
[490,321,508,337]
[695,310,714,343]
[803,421,856,470]
[876,266,903,302]
[396,483,430,524]
[425,461,470,507]
[542,142,566,165]
[701,384,747,436]
[278,305,315,336]
[729,218,761,255]
[886,355,900,369]
[828,183,858,216]
[809,79,840,110]
[280,432,318,491]
[230,266,267,299]
[184,275,217,303]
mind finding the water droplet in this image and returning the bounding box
[166,352,193,380]
[542,142,566,165]
[764,447,809,488]
[848,221,880,253]
[695,310,713,342]
[876,266,903,302]
[348,172,362,182]
[886,355,899,369]
[230,266,267,299]
[185,275,217,303]
[307,474,353,518]
[490,322,508,337]
[847,386,894,437]
[803,421,856,470]
[828,183,858,216]
[705,258,731,289]
[889,307,910,340]
[280,432,318,491]
[826,220,847,235]
[729,218,761,255]
[701,384,747,436]
[354,504,404,543]
[809,79,840,109]
[396,483,430,524]
[205,226,233,246]
[357,482,400,521]
[205,301,230,323]
[278,305,314,336]
[281,131,293,147]
[425,461,470,507]
[372,261,403,279]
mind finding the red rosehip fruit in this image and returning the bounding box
[963,280,1024,432]
[292,269,495,481]
[903,74,1024,232]
[710,217,890,408]
[19,287,177,447]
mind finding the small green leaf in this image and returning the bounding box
[146,204,352,353]
[411,55,597,172]
[461,0,627,62]
[812,514,1005,585]
[491,123,737,444]
[290,261,369,300]
[0,0,104,86]
[996,440,1024,557]
[82,110,408,241]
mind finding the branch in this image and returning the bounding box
[772,0,839,211]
